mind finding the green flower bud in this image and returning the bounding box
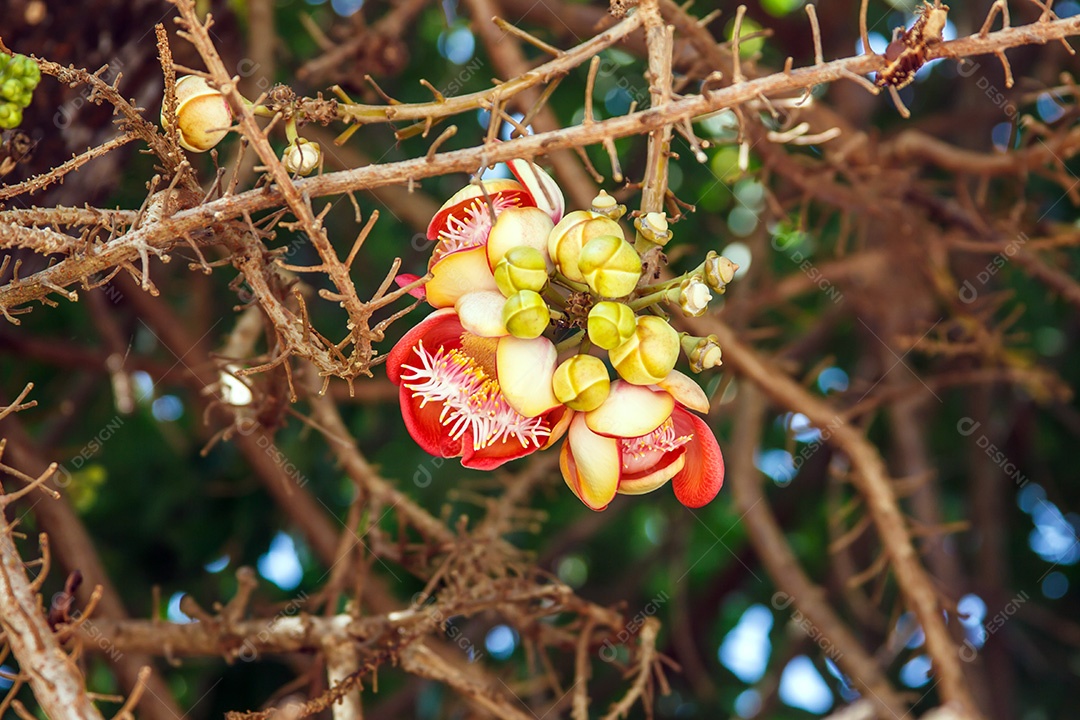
[21,60,41,89]
[1,79,21,103]
[552,355,611,411]
[0,104,22,130]
[681,334,722,373]
[577,235,642,298]
[502,290,551,339]
[590,190,626,220]
[669,276,712,317]
[283,139,321,175]
[9,56,40,88]
[634,211,672,247]
[609,315,680,385]
[587,301,636,350]
[704,251,738,291]
[494,245,549,296]
[547,210,624,283]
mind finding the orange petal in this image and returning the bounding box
[585,381,674,438]
[542,407,574,450]
[561,415,620,510]
[425,247,499,308]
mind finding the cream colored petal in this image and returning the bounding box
[567,414,620,509]
[425,246,499,308]
[496,335,560,417]
[487,206,555,271]
[618,454,685,495]
[655,370,710,414]
[455,291,509,338]
[508,158,565,222]
[585,381,674,438]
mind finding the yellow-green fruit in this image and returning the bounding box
[502,290,550,339]
[552,355,611,411]
[587,301,636,350]
[494,246,549,296]
[577,235,642,298]
[609,315,680,385]
[547,211,624,283]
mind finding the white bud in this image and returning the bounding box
[283,140,321,176]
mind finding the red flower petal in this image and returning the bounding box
[461,431,543,470]
[670,407,725,508]
[426,189,534,241]
[397,384,464,459]
[394,273,427,299]
[386,309,460,385]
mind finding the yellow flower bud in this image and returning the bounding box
[670,276,712,317]
[547,210,624,282]
[587,301,636,350]
[609,315,679,385]
[590,190,626,220]
[704,251,739,291]
[552,355,611,411]
[633,211,672,247]
[577,235,642,298]
[494,246,549,296]
[502,290,550,339]
[166,75,232,153]
[681,334,723,373]
[283,139,321,176]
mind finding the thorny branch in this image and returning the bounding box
[2,0,1080,717]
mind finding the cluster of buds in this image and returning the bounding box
[387,160,738,511]
[0,53,41,130]
[161,75,321,173]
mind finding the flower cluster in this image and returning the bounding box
[0,53,42,130]
[389,161,737,511]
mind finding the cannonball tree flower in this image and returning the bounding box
[559,372,724,511]
[422,159,564,308]
[387,308,570,470]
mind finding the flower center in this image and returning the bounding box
[400,340,551,451]
[620,418,691,471]
[432,192,522,263]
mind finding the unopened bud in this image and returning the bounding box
[494,246,549,296]
[704,251,738,291]
[669,277,712,317]
[552,355,611,411]
[577,235,642,298]
[502,290,551,339]
[165,75,233,153]
[634,211,672,247]
[590,190,626,220]
[0,104,22,129]
[548,210,624,283]
[681,334,722,373]
[587,301,636,350]
[283,139,321,176]
[609,315,680,385]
